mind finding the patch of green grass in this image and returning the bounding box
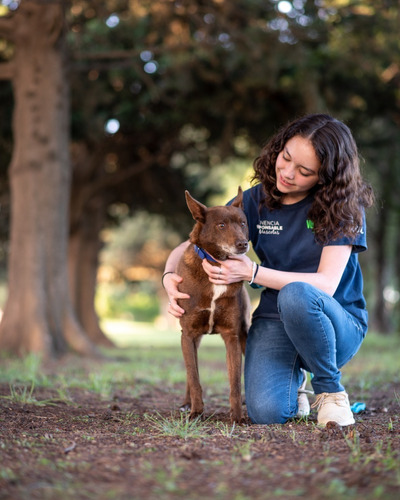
[325,478,357,497]
[271,487,306,497]
[144,411,212,440]
[0,353,52,386]
[0,324,398,410]
[233,440,254,462]
[0,382,59,406]
[0,467,18,483]
[139,459,186,496]
[215,420,240,438]
[338,332,400,402]
[343,332,400,381]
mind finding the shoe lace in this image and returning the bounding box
[311,392,348,410]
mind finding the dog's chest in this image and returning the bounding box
[205,284,227,334]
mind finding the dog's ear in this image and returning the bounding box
[185,191,207,223]
[231,186,244,208]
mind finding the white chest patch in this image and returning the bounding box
[207,285,227,334]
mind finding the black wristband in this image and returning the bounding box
[161,271,174,288]
[253,264,259,280]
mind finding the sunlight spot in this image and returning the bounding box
[1,0,19,10]
[144,61,158,74]
[140,50,153,62]
[277,1,292,14]
[105,119,120,135]
[268,18,289,31]
[383,286,399,305]
[106,13,120,28]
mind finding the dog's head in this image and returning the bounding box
[185,187,249,261]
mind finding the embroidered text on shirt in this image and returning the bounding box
[257,220,283,235]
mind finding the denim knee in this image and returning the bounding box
[277,282,316,319]
[246,394,290,425]
[278,281,322,321]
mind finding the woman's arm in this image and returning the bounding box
[203,245,352,297]
[162,240,191,317]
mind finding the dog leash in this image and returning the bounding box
[194,245,219,263]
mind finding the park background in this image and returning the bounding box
[0,2,400,500]
[0,0,399,357]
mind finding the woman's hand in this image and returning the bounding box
[202,254,253,285]
[163,272,190,318]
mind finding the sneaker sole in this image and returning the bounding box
[317,417,355,427]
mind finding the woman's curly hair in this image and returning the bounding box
[252,114,374,245]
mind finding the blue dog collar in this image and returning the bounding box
[194,245,218,263]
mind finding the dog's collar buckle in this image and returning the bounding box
[194,245,218,263]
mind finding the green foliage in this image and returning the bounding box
[1,0,400,342]
[96,282,159,322]
[68,0,400,331]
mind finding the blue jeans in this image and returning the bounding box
[244,282,367,424]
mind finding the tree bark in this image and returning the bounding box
[0,2,97,357]
[69,195,113,347]
[68,141,115,347]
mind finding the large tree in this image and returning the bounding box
[0,1,96,356]
[0,0,399,360]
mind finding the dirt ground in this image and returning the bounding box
[0,364,399,500]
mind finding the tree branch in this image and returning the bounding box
[73,161,149,220]
[73,49,140,61]
[72,41,193,61]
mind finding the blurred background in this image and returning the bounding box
[0,0,399,354]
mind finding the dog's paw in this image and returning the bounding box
[189,410,204,421]
[230,410,244,425]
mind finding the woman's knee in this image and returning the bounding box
[278,281,313,306]
[246,394,289,425]
[277,282,318,319]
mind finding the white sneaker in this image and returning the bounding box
[296,368,311,418]
[311,391,355,426]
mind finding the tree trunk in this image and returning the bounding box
[68,141,116,347]
[0,2,96,357]
[69,196,114,347]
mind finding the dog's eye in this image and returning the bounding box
[241,221,247,227]
[218,223,225,229]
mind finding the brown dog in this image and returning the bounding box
[176,187,250,423]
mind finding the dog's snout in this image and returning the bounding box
[236,240,248,252]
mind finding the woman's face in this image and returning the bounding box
[275,135,321,204]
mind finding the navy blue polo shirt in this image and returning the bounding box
[240,184,368,327]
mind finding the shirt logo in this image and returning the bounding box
[257,220,283,235]
[306,219,314,230]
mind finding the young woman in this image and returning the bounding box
[163,114,374,426]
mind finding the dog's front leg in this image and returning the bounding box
[222,333,243,424]
[181,333,204,419]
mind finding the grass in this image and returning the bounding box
[0,319,237,407]
[0,321,399,500]
[0,322,399,403]
[144,411,212,440]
